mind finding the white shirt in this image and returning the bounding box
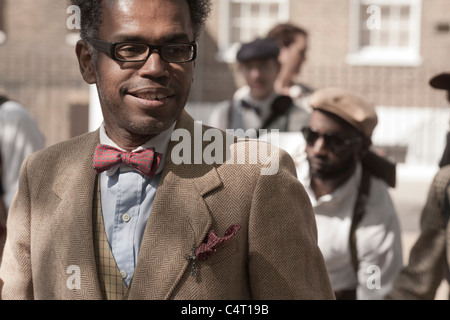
[262,132,403,300]
[208,86,278,138]
[0,100,45,209]
[98,122,175,286]
[298,161,403,300]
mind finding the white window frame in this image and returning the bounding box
[347,0,423,67]
[217,0,290,63]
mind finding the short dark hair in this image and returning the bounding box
[69,0,212,42]
[267,23,308,48]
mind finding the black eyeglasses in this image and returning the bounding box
[90,39,197,63]
[301,127,363,153]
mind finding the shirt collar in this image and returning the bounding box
[99,121,176,176]
[300,161,362,206]
[235,85,279,120]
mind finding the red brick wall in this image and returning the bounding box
[1,0,450,148]
[199,0,450,109]
[0,0,88,147]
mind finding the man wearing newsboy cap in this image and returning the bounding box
[208,37,310,137]
[296,87,403,300]
[386,73,450,300]
[429,73,450,168]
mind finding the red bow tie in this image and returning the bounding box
[93,144,162,178]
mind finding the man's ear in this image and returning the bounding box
[75,40,97,84]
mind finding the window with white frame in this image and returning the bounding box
[217,0,290,62]
[347,0,422,67]
[0,0,6,45]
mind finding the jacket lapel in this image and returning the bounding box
[51,131,102,299]
[128,111,224,300]
[50,112,223,300]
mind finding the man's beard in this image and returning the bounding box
[308,155,357,181]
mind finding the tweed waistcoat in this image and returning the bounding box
[93,176,129,300]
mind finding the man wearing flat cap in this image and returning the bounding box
[386,73,450,300]
[208,37,310,137]
[296,87,403,300]
[429,73,450,168]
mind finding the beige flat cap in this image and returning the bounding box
[309,87,378,138]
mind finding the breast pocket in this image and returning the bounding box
[200,239,239,266]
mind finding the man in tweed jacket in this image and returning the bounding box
[386,165,450,299]
[0,0,334,300]
[386,72,450,300]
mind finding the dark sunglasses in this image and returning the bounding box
[301,127,363,153]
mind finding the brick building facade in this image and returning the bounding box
[0,0,449,164]
[0,0,89,147]
[197,0,450,107]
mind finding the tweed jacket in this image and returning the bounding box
[387,165,450,300]
[0,110,334,300]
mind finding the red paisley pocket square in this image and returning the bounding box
[195,224,241,262]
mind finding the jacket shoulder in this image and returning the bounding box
[27,131,99,167]
[433,165,450,190]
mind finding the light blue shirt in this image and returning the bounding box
[98,122,175,286]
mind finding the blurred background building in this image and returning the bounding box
[195,0,450,169]
[0,0,447,161]
[0,0,448,298]
[1,0,449,165]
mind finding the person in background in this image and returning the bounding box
[208,37,310,137]
[428,73,450,168]
[0,90,45,212]
[385,74,450,300]
[386,165,450,300]
[266,23,396,189]
[267,23,313,113]
[297,87,403,300]
[0,90,45,260]
[0,0,334,300]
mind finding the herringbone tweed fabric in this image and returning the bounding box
[0,110,334,300]
[387,165,450,300]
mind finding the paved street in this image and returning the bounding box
[389,164,448,300]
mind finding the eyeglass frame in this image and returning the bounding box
[301,126,364,153]
[89,39,198,63]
